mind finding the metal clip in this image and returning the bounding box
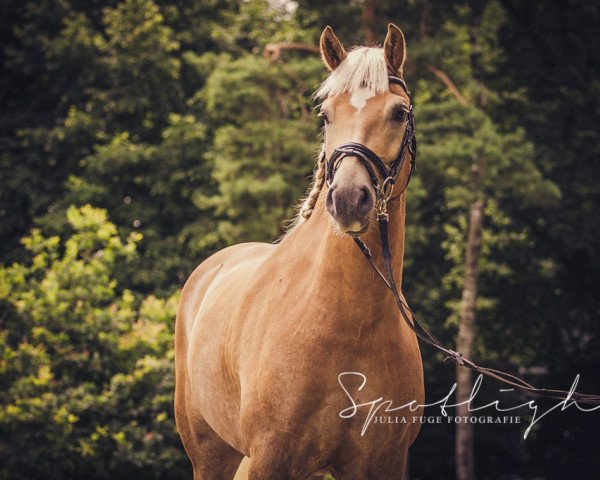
[381,177,395,202]
[376,197,389,220]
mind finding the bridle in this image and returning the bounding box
[322,75,600,406]
[325,75,417,218]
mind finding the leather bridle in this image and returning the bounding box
[323,76,600,405]
[325,75,417,214]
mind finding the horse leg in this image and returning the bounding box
[245,440,329,480]
[175,377,243,479]
[177,412,243,479]
[331,448,408,480]
[244,439,296,480]
[191,424,243,480]
[246,457,289,480]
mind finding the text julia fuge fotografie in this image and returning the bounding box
[337,372,600,439]
[373,414,521,425]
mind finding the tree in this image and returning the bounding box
[493,2,600,476]
[0,0,107,260]
[197,52,322,244]
[400,3,560,477]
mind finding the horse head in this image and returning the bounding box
[316,24,415,236]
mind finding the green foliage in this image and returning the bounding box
[199,53,322,243]
[51,113,214,291]
[3,0,323,293]
[405,3,561,372]
[100,0,182,129]
[0,206,186,479]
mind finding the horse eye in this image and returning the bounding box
[392,107,408,122]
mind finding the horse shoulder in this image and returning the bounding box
[177,242,275,340]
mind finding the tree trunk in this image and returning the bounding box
[455,164,484,480]
[362,0,377,44]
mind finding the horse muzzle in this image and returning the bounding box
[325,183,374,234]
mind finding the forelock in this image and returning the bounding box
[314,47,389,99]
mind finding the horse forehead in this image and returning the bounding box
[334,91,387,117]
[350,88,376,112]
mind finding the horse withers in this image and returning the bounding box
[175,24,424,480]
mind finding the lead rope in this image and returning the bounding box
[312,75,599,403]
[353,201,600,405]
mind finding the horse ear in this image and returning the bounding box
[384,23,406,74]
[320,26,347,71]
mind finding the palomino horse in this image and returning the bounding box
[175,24,424,479]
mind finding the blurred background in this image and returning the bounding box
[1,0,599,478]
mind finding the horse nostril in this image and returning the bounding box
[359,186,369,205]
[358,186,374,215]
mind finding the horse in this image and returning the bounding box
[175,24,425,480]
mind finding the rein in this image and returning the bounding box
[323,76,600,406]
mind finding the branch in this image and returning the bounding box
[263,42,320,62]
[427,65,470,107]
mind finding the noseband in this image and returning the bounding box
[324,76,417,215]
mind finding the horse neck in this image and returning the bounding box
[284,188,407,306]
